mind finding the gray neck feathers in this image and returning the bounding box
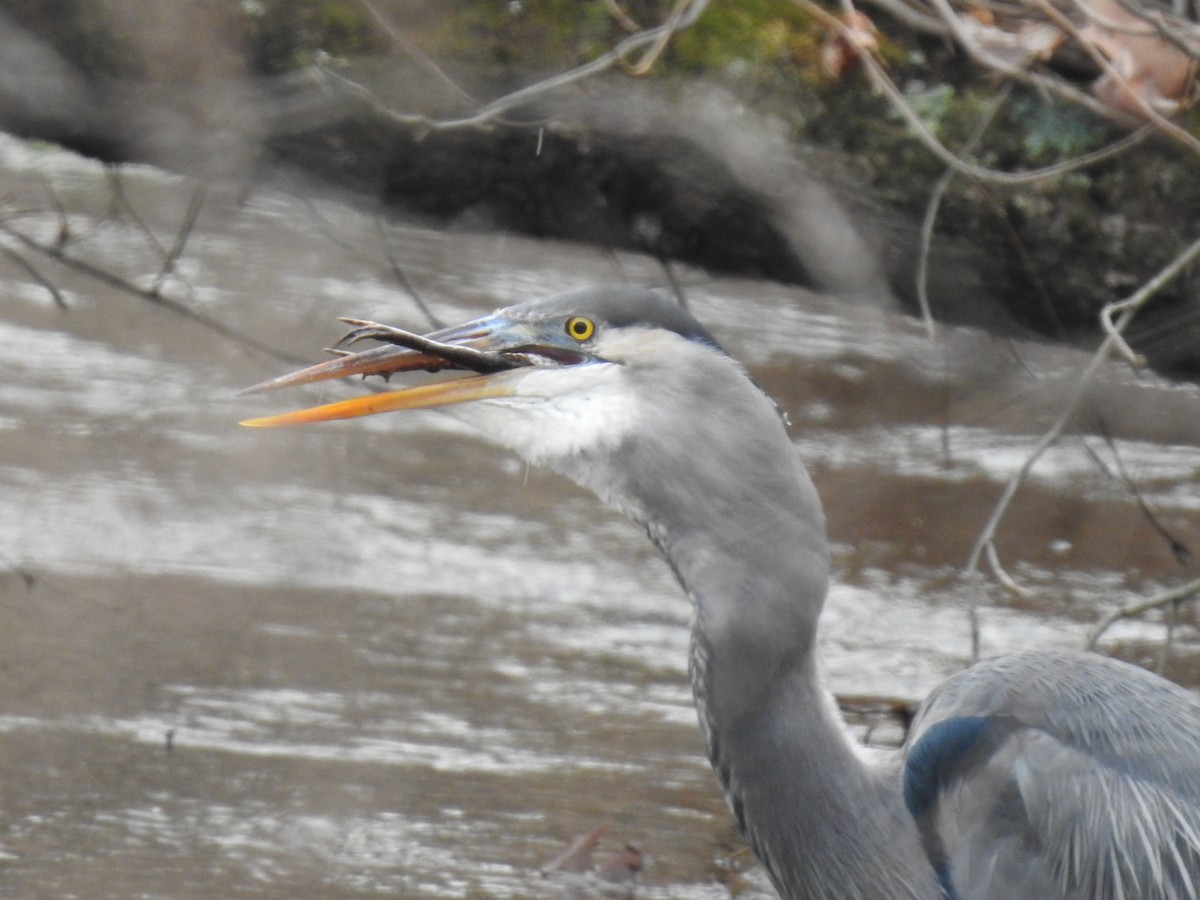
[614,351,831,723]
[595,351,938,900]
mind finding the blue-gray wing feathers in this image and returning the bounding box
[904,650,1200,900]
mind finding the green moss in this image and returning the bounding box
[672,1,811,72]
[898,82,955,136]
[1008,95,1111,164]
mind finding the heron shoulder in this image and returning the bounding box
[910,650,1200,760]
[903,650,1200,899]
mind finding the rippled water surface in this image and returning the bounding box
[1,135,1198,898]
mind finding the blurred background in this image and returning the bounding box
[0,1,1197,897]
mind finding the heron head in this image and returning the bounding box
[240,286,728,468]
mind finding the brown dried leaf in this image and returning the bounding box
[820,11,880,80]
[966,5,996,27]
[1078,0,1198,117]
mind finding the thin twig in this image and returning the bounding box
[41,177,71,249]
[1099,230,1200,360]
[0,243,69,309]
[0,220,307,365]
[604,0,642,32]
[987,199,1064,337]
[106,169,168,256]
[1085,575,1200,650]
[1100,292,1151,364]
[151,183,205,297]
[327,0,711,133]
[985,539,1032,597]
[964,232,1200,583]
[300,199,445,329]
[351,0,476,108]
[301,197,361,255]
[659,256,688,309]
[624,0,702,75]
[458,0,710,124]
[1091,424,1191,564]
[373,215,444,329]
[915,84,1011,339]
[915,174,950,340]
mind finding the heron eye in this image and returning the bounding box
[565,316,596,342]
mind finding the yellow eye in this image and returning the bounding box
[565,316,595,342]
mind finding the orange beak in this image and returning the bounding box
[239,375,518,427]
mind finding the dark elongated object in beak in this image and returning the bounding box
[239,315,533,428]
[239,319,520,397]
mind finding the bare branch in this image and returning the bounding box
[604,0,643,32]
[373,215,444,329]
[985,539,1032,597]
[624,0,706,76]
[106,169,168,256]
[964,231,1200,581]
[1084,425,1193,564]
[1085,575,1200,650]
[151,183,205,297]
[916,84,1010,339]
[1100,228,1200,344]
[658,256,689,309]
[302,197,362,255]
[0,219,306,365]
[477,0,711,116]
[0,243,69,309]
[318,0,710,134]
[299,200,445,330]
[40,177,71,249]
[351,0,477,108]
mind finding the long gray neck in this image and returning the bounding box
[598,361,939,900]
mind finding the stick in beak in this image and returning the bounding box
[240,321,520,397]
[331,319,520,374]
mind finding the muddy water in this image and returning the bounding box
[0,133,1198,898]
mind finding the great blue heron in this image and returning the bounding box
[242,285,1200,900]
